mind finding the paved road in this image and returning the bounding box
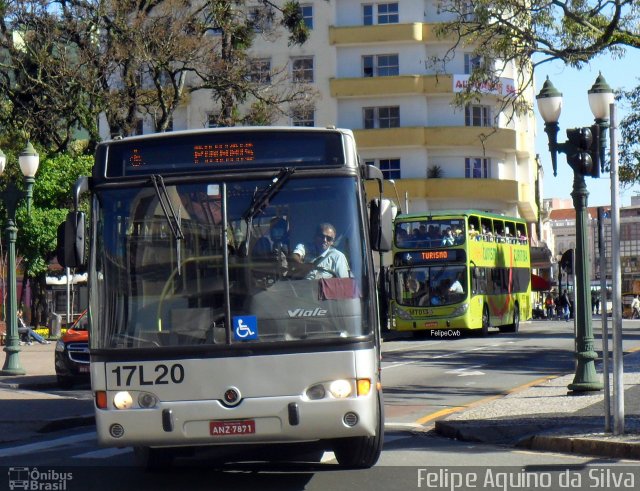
[381,317,640,427]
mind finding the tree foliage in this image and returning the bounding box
[435,1,640,114]
[0,0,316,151]
[618,85,640,185]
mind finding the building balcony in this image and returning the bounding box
[354,126,517,152]
[329,23,441,45]
[330,75,453,97]
[364,177,537,222]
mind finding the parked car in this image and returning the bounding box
[54,310,89,388]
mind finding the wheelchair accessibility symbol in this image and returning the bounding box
[233,316,258,340]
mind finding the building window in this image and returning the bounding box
[362,54,399,77]
[291,106,315,126]
[135,119,143,135]
[300,4,313,29]
[362,3,399,25]
[465,105,492,127]
[378,3,399,24]
[363,106,400,129]
[464,53,493,74]
[248,59,271,83]
[379,158,401,179]
[292,57,314,83]
[465,158,491,178]
[364,158,401,179]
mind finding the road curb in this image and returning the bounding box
[520,434,640,460]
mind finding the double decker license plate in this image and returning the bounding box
[210,420,256,436]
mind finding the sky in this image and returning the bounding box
[535,50,640,208]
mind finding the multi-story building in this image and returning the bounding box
[546,195,640,294]
[595,196,640,293]
[121,2,540,230]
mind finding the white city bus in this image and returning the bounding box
[59,127,392,468]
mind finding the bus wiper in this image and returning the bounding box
[241,168,294,255]
[151,175,185,273]
[151,175,185,241]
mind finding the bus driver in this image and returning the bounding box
[292,222,350,279]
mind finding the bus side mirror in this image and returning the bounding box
[57,211,86,268]
[370,198,393,252]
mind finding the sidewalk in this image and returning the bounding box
[1,341,640,461]
[435,349,640,460]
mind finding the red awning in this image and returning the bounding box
[531,273,551,292]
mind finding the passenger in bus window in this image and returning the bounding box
[482,225,493,242]
[449,273,464,295]
[516,228,527,244]
[468,224,480,241]
[292,222,350,279]
[441,227,455,246]
[396,228,410,248]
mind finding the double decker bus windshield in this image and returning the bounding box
[395,265,468,307]
[92,176,370,350]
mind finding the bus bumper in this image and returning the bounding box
[95,393,379,447]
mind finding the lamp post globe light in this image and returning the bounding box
[536,74,614,392]
[0,142,39,376]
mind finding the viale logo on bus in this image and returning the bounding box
[287,308,328,318]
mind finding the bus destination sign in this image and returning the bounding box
[394,249,466,266]
[104,130,345,177]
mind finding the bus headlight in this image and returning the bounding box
[451,303,469,317]
[329,379,352,399]
[113,391,133,410]
[394,306,412,320]
[138,392,158,408]
[305,384,326,400]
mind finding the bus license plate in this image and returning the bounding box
[210,420,256,436]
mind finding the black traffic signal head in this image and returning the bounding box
[560,249,573,275]
[566,125,601,178]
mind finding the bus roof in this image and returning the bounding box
[99,126,355,146]
[394,210,527,223]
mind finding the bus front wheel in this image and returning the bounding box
[500,304,520,333]
[332,392,384,468]
[481,305,490,337]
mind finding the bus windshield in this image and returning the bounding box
[92,175,370,349]
[394,218,466,249]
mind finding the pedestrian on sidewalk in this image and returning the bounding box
[544,293,555,320]
[18,309,50,345]
[561,290,571,322]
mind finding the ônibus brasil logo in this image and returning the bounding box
[8,467,72,490]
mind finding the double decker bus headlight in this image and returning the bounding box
[451,302,469,317]
[329,379,352,399]
[113,391,133,410]
[394,306,412,320]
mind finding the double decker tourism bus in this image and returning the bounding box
[59,127,392,468]
[389,210,532,336]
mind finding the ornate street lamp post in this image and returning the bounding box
[0,142,40,376]
[536,74,614,392]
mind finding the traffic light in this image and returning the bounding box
[566,125,601,178]
[560,249,574,275]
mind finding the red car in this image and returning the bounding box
[54,311,89,388]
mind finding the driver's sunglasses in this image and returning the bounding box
[318,234,335,243]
